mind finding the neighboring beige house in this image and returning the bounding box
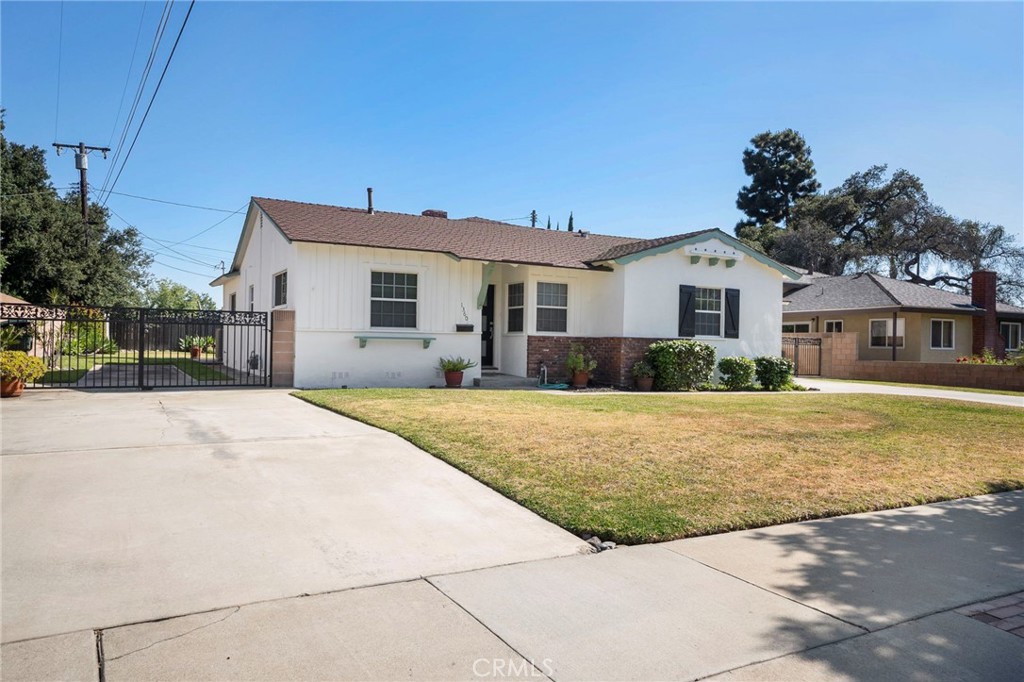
[782,270,1024,361]
[211,193,802,388]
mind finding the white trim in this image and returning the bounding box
[869,317,905,349]
[929,318,955,350]
[1000,321,1022,351]
[272,269,288,308]
[782,321,813,333]
[369,269,420,330]
[694,286,724,338]
[506,282,525,335]
[535,281,568,334]
[824,319,843,333]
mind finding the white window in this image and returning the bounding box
[824,320,843,333]
[273,271,288,307]
[536,282,567,332]
[229,293,237,312]
[248,285,255,312]
[507,283,524,333]
[782,322,811,333]
[930,319,955,350]
[1001,321,1022,351]
[695,287,722,336]
[370,272,417,328]
[870,318,905,348]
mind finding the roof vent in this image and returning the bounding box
[422,209,448,219]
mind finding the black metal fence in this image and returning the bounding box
[0,303,269,389]
[782,336,822,377]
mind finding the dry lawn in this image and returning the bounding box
[295,389,1024,543]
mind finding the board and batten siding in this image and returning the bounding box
[621,239,784,357]
[220,206,293,373]
[291,243,482,388]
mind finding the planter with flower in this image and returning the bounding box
[566,343,598,389]
[178,334,203,359]
[1,350,46,398]
[438,356,478,388]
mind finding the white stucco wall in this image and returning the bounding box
[291,243,483,388]
[621,239,784,357]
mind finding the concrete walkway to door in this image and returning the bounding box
[1,389,589,644]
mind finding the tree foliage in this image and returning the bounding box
[0,113,151,306]
[735,128,820,241]
[143,278,217,310]
[734,128,1024,305]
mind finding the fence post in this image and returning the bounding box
[137,308,146,390]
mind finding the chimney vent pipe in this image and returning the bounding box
[367,187,374,214]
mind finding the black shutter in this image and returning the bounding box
[679,285,696,337]
[724,288,740,339]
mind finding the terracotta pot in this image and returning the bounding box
[1,378,25,398]
[635,376,654,392]
[444,370,464,388]
[571,371,589,389]
[190,346,201,359]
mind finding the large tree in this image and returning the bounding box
[1,113,151,306]
[734,128,820,249]
[776,165,1024,304]
[143,278,216,310]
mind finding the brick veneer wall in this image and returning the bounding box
[271,310,295,388]
[526,336,663,387]
[844,360,1023,391]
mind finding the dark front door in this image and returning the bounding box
[481,285,495,367]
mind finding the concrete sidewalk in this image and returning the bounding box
[796,377,1024,408]
[5,492,1021,681]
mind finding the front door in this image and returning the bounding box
[481,284,495,367]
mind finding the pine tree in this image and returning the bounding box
[546,216,551,230]
[567,212,574,232]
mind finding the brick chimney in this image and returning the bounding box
[971,270,1002,358]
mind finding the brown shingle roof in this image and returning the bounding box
[253,197,682,270]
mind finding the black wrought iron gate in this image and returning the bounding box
[781,336,822,377]
[1,303,269,389]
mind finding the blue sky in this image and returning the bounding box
[3,1,1022,297]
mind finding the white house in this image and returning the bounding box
[211,194,801,387]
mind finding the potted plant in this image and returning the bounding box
[178,335,202,359]
[438,356,478,388]
[631,360,655,391]
[565,342,597,389]
[1,350,46,398]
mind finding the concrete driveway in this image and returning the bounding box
[1,389,588,643]
[796,377,1024,408]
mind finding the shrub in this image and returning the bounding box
[717,356,756,390]
[565,342,598,374]
[1,351,46,383]
[178,335,202,352]
[631,360,655,378]
[956,348,1015,366]
[754,355,794,391]
[438,356,478,372]
[644,339,716,391]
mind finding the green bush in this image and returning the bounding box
[754,356,794,391]
[60,320,114,355]
[566,342,598,374]
[717,356,756,390]
[1,351,46,382]
[645,339,716,391]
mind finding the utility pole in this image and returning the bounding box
[530,210,538,228]
[52,142,110,222]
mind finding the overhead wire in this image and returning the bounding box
[100,0,197,206]
[96,0,175,203]
[106,2,149,149]
[105,205,220,269]
[103,190,238,212]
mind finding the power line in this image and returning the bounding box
[152,259,216,278]
[107,2,149,148]
[106,205,219,268]
[101,0,197,205]
[103,190,238,212]
[0,186,75,198]
[164,203,248,245]
[53,1,64,139]
[97,0,175,203]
